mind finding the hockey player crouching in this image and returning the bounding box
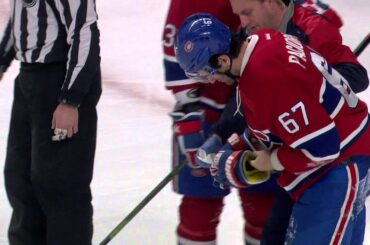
[175,13,370,244]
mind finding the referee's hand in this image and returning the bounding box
[51,103,79,141]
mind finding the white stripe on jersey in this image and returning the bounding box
[178,236,216,245]
[200,97,226,110]
[25,1,39,61]
[164,54,178,63]
[330,97,345,119]
[13,0,23,61]
[284,167,321,191]
[3,27,13,55]
[340,115,369,149]
[174,89,200,105]
[329,164,359,245]
[319,77,325,103]
[38,3,59,63]
[301,148,339,162]
[290,122,335,148]
[166,78,198,87]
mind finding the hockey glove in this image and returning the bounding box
[196,130,254,169]
[225,131,255,151]
[196,134,224,169]
[211,149,271,189]
[170,110,205,168]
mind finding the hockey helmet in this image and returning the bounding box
[174,13,231,78]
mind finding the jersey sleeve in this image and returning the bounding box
[0,19,15,72]
[295,0,343,28]
[53,0,100,107]
[267,68,342,174]
[292,6,369,93]
[293,6,357,66]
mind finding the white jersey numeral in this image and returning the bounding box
[163,24,177,48]
[310,52,359,108]
[279,101,310,134]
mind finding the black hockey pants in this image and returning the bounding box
[4,62,101,245]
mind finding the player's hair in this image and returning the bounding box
[256,0,289,5]
[208,29,247,69]
[281,0,290,6]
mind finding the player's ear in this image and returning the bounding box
[217,54,231,72]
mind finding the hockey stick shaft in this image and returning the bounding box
[353,32,370,57]
[99,161,186,245]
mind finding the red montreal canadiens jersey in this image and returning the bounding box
[297,0,343,28]
[239,30,370,199]
[162,0,240,123]
[291,5,359,66]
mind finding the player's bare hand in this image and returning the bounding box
[250,150,273,171]
[51,103,79,141]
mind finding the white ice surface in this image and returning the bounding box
[0,0,369,244]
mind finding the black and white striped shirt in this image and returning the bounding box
[0,0,100,106]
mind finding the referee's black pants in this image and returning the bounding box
[4,62,101,245]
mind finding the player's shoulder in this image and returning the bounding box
[294,0,343,28]
[241,30,289,89]
[252,30,293,67]
[248,30,316,86]
[291,5,342,43]
[292,5,338,30]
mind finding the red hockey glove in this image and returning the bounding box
[171,110,205,169]
[210,132,271,189]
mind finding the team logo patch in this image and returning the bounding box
[22,0,37,8]
[184,41,194,53]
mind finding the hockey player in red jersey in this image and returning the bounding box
[204,0,369,243]
[175,13,370,244]
[164,1,369,244]
[162,1,277,244]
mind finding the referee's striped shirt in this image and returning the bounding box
[0,0,100,106]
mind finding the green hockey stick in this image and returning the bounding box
[99,161,186,245]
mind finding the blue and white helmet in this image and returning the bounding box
[174,13,231,78]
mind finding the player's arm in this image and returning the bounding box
[53,0,100,107]
[332,63,368,93]
[303,13,369,93]
[170,101,205,169]
[255,77,343,174]
[248,105,341,174]
[295,0,343,28]
[0,19,15,74]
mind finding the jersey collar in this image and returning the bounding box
[240,34,259,76]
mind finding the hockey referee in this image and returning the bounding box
[0,0,101,244]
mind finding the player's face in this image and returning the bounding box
[230,0,280,34]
